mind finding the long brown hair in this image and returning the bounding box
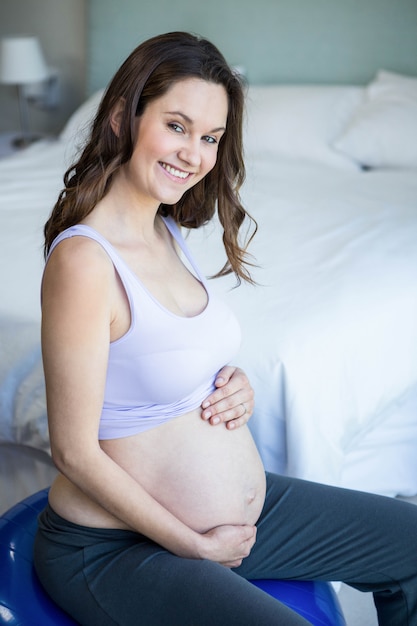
[44,31,257,283]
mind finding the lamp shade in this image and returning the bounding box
[0,36,49,85]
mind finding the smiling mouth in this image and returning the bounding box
[160,162,191,180]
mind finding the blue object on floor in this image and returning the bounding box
[0,489,346,625]
[0,488,76,626]
[250,578,346,625]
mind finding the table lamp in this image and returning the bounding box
[0,36,49,147]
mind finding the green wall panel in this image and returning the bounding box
[88,0,417,91]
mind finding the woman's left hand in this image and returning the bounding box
[201,366,254,430]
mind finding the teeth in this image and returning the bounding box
[162,163,189,179]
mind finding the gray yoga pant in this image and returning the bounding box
[34,472,417,625]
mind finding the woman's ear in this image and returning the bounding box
[109,98,126,137]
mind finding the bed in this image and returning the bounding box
[1,69,417,514]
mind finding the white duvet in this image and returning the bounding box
[1,138,416,497]
[187,157,417,495]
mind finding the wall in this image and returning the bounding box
[1,0,416,135]
[0,0,87,135]
[88,0,417,92]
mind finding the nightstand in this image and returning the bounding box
[0,131,44,158]
[0,132,21,158]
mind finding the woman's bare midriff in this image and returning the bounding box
[48,408,267,534]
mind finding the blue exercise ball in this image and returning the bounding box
[0,489,345,625]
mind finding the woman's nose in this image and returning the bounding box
[178,139,201,168]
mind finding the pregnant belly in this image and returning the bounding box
[101,410,267,533]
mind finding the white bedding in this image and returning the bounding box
[186,158,417,495]
[1,79,416,505]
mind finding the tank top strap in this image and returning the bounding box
[161,216,208,287]
[47,224,121,265]
[48,218,207,285]
[46,218,210,302]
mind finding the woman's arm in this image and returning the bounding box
[201,366,254,429]
[42,237,255,565]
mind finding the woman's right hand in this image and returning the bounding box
[199,524,257,568]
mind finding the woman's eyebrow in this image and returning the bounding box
[166,110,226,133]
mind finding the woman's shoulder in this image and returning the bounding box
[41,234,116,336]
[44,229,115,295]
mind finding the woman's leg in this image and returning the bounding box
[34,505,311,626]
[235,472,417,626]
[100,548,313,626]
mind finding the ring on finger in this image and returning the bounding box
[241,403,247,415]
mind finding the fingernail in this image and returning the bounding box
[215,377,224,384]
[203,411,211,419]
[212,416,220,425]
[202,401,210,409]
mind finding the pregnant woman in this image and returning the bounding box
[34,32,417,626]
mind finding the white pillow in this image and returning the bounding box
[333,70,417,169]
[244,85,363,169]
[59,89,105,150]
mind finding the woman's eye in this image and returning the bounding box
[203,135,217,144]
[169,122,184,133]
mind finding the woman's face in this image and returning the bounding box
[124,78,228,209]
